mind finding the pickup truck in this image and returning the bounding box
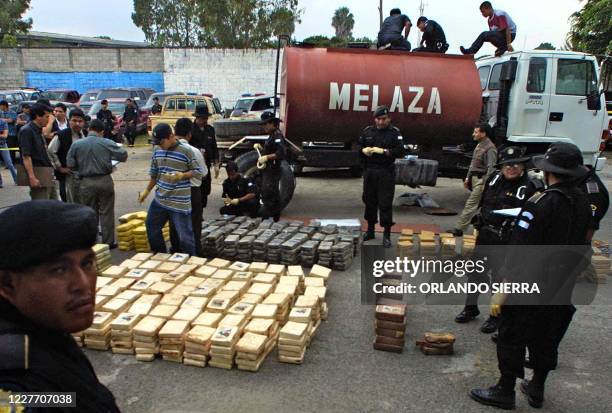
[148,94,223,134]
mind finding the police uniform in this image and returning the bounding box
[260,125,287,221]
[0,201,120,413]
[576,167,609,235]
[191,105,218,209]
[122,104,138,146]
[96,108,115,140]
[358,106,405,246]
[413,19,448,53]
[470,143,592,410]
[220,174,260,217]
[457,147,543,330]
[151,103,162,115]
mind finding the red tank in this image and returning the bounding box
[280,47,482,146]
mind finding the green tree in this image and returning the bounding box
[535,42,556,50]
[132,0,203,47]
[0,0,32,47]
[568,0,612,57]
[331,6,354,40]
[303,35,332,46]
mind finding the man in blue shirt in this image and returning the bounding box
[0,100,19,170]
[0,118,18,187]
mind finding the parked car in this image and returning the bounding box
[0,90,27,111]
[88,99,148,136]
[78,89,101,112]
[148,94,223,135]
[97,88,151,105]
[19,88,43,100]
[41,89,80,103]
[141,91,185,112]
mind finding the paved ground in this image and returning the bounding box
[1,147,610,413]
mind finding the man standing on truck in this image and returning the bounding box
[455,147,542,333]
[460,1,516,57]
[413,17,448,53]
[191,105,219,209]
[450,123,497,236]
[256,112,287,222]
[358,105,406,248]
[377,8,412,51]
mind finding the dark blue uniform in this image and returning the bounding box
[191,124,218,208]
[220,175,260,217]
[260,129,287,221]
[377,14,412,50]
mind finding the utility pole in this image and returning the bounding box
[379,0,383,29]
[417,0,426,45]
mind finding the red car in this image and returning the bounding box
[41,89,80,103]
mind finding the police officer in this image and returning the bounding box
[0,201,120,412]
[455,146,543,333]
[191,105,219,209]
[377,8,412,50]
[220,160,260,217]
[122,98,138,147]
[151,97,162,115]
[256,112,287,222]
[358,105,405,248]
[413,17,449,53]
[96,99,116,140]
[470,143,591,410]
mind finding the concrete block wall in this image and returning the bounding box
[0,49,25,88]
[164,48,282,108]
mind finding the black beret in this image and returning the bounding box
[373,105,390,118]
[0,201,98,271]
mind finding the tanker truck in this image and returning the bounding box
[222,47,609,210]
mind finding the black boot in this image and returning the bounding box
[382,227,391,248]
[455,305,480,323]
[363,223,375,241]
[480,315,499,334]
[470,385,516,410]
[491,332,499,343]
[520,380,544,408]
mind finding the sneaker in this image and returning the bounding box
[494,48,507,57]
[480,316,499,334]
[520,380,544,408]
[455,306,480,323]
[363,231,375,241]
[470,385,516,410]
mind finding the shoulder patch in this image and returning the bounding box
[528,192,546,204]
[586,181,599,194]
[0,334,29,371]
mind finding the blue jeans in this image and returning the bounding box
[145,199,195,255]
[0,138,17,185]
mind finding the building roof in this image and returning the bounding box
[17,31,149,48]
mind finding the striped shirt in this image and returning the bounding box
[149,141,202,214]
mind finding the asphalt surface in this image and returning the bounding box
[1,146,610,413]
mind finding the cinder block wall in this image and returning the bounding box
[0,49,26,88]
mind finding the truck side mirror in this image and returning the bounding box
[586,91,601,111]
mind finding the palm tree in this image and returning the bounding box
[332,7,355,40]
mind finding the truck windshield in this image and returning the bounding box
[235,99,254,111]
[99,90,130,100]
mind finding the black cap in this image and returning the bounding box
[0,100,8,107]
[259,111,281,125]
[0,201,97,271]
[69,108,85,119]
[496,146,530,166]
[532,142,587,177]
[193,105,211,118]
[152,123,173,144]
[373,105,390,118]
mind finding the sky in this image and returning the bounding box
[24,0,583,54]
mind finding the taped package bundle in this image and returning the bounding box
[159,319,190,363]
[116,221,137,251]
[184,325,216,367]
[133,315,166,362]
[110,312,141,354]
[278,321,309,364]
[93,244,112,274]
[262,293,291,324]
[235,332,274,372]
[300,240,320,267]
[209,326,241,370]
[84,311,113,350]
[591,255,611,283]
[331,242,353,271]
[373,304,406,353]
[132,225,151,253]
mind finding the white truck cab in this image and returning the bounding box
[476,50,609,170]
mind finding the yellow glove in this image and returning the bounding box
[223,197,231,206]
[362,147,373,156]
[258,155,269,164]
[138,188,151,204]
[230,198,240,206]
[165,172,185,183]
[371,147,386,155]
[253,143,263,151]
[490,292,507,317]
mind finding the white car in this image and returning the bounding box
[230,94,279,119]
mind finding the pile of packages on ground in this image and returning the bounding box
[590,241,611,284]
[75,249,332,371]
[116,211,169,252]
[202,216,361,271]
[397,229,476,257]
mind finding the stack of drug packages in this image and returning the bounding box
[208,324,242,369]
[439,232,458,257]
[110,312,141,354]
[373,304,406,353]
[117,211,146,251]
[159,319,191,363]
[235,331,275,372]
[397,229,416,257]
[83,311,113,350]
[331,241,353,271]
[591,245,611,283]
[277,321,310,364]
[300,240,320,267]
[461,232,477,256]
[132,315,166,361]
[306,264,330,320]
[93,244,112,274]
[418,230,437,257]
[415,332,455,355]
[183,325,215,367]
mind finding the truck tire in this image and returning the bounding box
[235,151,296,210]
[213,119,266,137]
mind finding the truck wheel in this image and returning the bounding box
[292,164,303,176]
[235,151,296,210]
[349,166,363,177]
[213,119,266,137]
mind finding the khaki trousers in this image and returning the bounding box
[456,175,485,231]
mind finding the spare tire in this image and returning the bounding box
[213,119,266,137]
[235,151,296,210]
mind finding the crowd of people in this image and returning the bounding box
[377,2,516,57]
